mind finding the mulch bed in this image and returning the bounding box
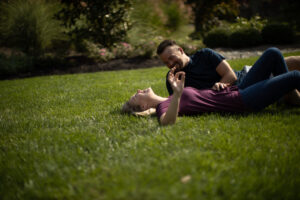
[65,56,164,72]
[2,43,300,80]
[2,56,164,80]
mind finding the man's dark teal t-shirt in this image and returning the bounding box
[166,48,225,95]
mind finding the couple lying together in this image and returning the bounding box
[122,40,300,125]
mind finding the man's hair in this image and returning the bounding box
[156,39,177,55]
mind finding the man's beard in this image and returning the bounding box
[174,61,183,72]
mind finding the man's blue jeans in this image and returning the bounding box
[238,48,300,110]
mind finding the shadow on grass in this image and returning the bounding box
[256,102,300,114]
[109,101,300,130]
[112,103,300,117]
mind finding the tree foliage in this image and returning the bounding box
[58,0,132,47]
[239,0,300,31]
[262,23,295,44]
[185,0,239,36]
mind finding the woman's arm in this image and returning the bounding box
[160,93,181,125]
[160,69,185,125]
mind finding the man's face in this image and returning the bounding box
[159,46,184,71]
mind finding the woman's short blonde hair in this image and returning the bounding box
[121,101,156,116]
[121,101,142,114]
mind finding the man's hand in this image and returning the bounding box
[168,67,185,96]
[212,82,229,91]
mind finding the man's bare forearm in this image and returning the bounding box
[216,60,237,85]
[219,71,237,85]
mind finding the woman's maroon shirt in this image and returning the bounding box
[156,86,248,119]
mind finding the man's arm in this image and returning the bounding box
[216,60,237,84]
[212,60,237,91]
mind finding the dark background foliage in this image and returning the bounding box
[186,0,300,37]
[58,0,132,47]
[185,0,239,36]
[0,0,299,78]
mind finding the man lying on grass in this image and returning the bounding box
[122,48,300,126]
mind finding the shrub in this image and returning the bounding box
[83,40,115,62]
[228,27,262,48]
[180,43,198,56]
[0,53,35,77]
[186,0,239,36]
[84,39,157,62]
[163,2,185,32]
[203,28,230,47]
[134,41,157,58]
[128,0,172,46]
[189,31,203,40]
[0,0,65,56]
[112,42,134,59]
[261,23,295,44]
[59,0,132,48]
[230,16,267,31]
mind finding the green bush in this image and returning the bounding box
[230,16,267,31]
[83,39,157,62]
[228,27,262,48]
[0,54,35,77]
[136,41,157,58]
[186,0,239,36]
[128,0,171,46]
[179,43,198,56]
[261,23,295,44]
[0,52,77,78]
[0,0,65,56]
[59,0,132,48]
[83,40,115,62]
[163,2,185,32]
[203,28,230,47]
[189,31,203,40]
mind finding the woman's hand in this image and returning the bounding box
[212,82,229,91]
[168,67,185,96]
[160,68,185,126]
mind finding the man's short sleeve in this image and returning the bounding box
[201,48,225,69]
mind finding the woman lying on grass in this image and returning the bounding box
[122,48,300,125]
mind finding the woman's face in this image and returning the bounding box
[129,87,153,111]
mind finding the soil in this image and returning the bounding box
[64,56,164,73]
[1,54,165,80]
[2,43,300,80]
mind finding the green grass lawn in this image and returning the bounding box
[1,52,300,200]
